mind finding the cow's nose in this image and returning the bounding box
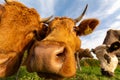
[101,68,114,77]
[32,43,66,73]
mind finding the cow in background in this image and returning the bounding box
[26,4,99,80]
[0,0,51,77]
[93,29,120,76]
[103,29,120,64]
[77,48,93,60]
[76,48,93,71]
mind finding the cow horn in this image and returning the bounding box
[41,15,53,23]
[74,4,88,23]
[5,0,16,3]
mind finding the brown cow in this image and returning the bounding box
[0,0,51,77]
[76,48,93,71]
[26,5,99,80]
[77,48,93,60]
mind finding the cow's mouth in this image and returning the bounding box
[37,72,63,80]
[101,68,114,77]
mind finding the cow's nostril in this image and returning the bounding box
[56,49,66,64]
[57,52,64,57]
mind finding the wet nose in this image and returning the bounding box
[101,68,114,77]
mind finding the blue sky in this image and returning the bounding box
[0,0,120,49]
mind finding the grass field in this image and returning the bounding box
[0,59,120,80]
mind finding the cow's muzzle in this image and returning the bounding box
[26,40,76,79]
[101,68,114,77]
[26,41,66,74]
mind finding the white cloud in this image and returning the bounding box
[109,21,120,30]
[37,0,55,17]
[0,0,4,3]
[81,29,107,49]
[19,0,55,17]
[116,15,120,19]
[105,0,120,15]
[86,0,120,20]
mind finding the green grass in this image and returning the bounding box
[64,66,120,80]
[1,59,120,80]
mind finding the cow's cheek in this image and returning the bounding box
[26,51,39,72]
[0,52,22,77]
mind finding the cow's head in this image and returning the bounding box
[92,41,120,77]
[0,0,51,77]
[26,5,99,79]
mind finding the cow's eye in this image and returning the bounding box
[108,41,120,52]
[42,24,49,31]
[73,26,79,35]
[37,24,50,40]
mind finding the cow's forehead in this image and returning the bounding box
[49,17,75,29]
[2,1,40,28]
[95,45,107,51]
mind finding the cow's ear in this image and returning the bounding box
[76,18,99,36]
[0,4,5,18]
[108,41,120,52]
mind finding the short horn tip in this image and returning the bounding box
[5,0,17,3]
[41,15,53,23]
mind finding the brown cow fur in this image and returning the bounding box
[103,29,120,45]
[0,1,44,77]
[26,17,99,79]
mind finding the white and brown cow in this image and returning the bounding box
[92,41,120,77]
[103,29,120,74]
